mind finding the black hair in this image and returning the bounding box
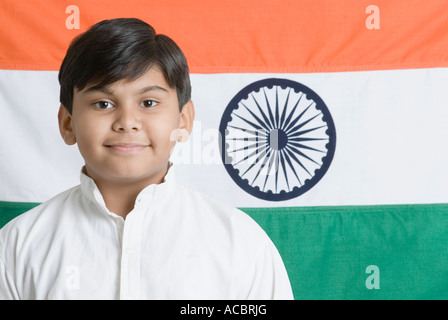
[58,18,191,113]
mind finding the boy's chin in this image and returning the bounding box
[106,162,168,185]
[87,161,170,186]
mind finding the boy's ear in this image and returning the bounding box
[58,105,77,145]
[177,100,195,142]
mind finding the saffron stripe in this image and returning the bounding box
[1,0,448,72]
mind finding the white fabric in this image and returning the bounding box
[0,166,293,300]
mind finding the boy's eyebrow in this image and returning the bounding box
[137,85,169,95]
[82,85,169,95]
[82,86,112,95]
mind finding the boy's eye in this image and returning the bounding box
[94,101,113,109]
[140,100,158,108]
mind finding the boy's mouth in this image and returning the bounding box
[104,143,150,154]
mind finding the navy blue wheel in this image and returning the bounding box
[219,78,336,201]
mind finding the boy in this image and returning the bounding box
[0,18,293,299]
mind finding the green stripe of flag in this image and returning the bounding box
[244,204,448,299]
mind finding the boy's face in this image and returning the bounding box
[58,67,194,187]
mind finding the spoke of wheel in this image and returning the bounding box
[228,125,268,137]
[240,101,271,132]
[279,150,291,192]
[251,149,272,186]
[287,141,327,154]
[287,124,327,138]
[232,112,264,131]
[273,150,280,193]
[284,146,312,177]
[288,136,328,142]
[232,141,268,166]
[251,93,274,130]
[231,137,265,142]
[280,92,303,132]
[279,88,291,131]
[285,112,322,136]
[286,144,320,167]
[263,88,277,130]
[283,99,313,134]
[240,147,269,178]
[228,141,266,154]
[274,86,280,129]
[281,148,302,187]
[262,150,276,192]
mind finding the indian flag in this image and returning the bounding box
[1,0,448,299]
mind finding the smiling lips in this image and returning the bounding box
[105,143,150,153]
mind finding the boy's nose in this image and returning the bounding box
[112,107,142,133]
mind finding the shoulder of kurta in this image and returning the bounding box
[175,183,272,252]
[0,185,81,264]
[1,185,79,232]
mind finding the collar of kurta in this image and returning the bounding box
[79,163,176,218]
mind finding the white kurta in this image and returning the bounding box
[0,167,293,299]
